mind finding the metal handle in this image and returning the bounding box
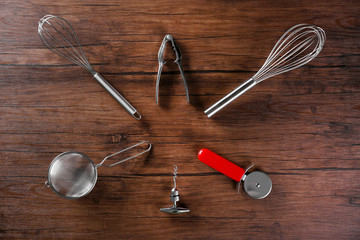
[96,141,152,168]
[204,78,257,118]
[237,164,254,194]
[93,72,141,120]
[45,181,50,187]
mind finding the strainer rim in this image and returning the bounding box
[47,151,98,199]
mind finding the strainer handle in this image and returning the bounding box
[96,141,152,168]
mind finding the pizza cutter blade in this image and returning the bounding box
[243,171,272,199]
[198,149,272,199]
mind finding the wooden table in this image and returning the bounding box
[1,0,359,239]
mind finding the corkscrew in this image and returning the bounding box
[160,165,190,214]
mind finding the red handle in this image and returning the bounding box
[198,149,245,182]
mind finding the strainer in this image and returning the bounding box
[45,141,151,199]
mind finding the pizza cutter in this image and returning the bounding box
[198,149,272,199]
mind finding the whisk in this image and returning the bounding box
[38,15,141,120]
[204,24,326,118]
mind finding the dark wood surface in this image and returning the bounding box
[1,0,359,239]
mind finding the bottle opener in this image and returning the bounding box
[198,149,272,199]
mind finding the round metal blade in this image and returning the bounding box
[243,171,272,199]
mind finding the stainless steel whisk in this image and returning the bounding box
[38,15,141,120]
[205,24,326,118]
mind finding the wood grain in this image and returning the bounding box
[0,0,359,239]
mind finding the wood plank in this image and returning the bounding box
[0,0,359,239]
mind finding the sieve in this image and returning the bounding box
[45,141,151,199]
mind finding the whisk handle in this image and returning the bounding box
[93,72,141,120]
[204,78,256,118]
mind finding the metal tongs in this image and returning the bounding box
[156,34,190,104]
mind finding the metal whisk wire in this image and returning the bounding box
[204,24,326,118]
[254,24,326,82]
[38,15,94,73]
[38,15,141,120]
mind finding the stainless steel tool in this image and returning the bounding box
[205,24,326,118]
[198,149,272,199]
[160,165,190,214]
[156,34,189,104]
[45,141,151,199]
[38,15,141,120]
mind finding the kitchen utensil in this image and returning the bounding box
[205,24,326,118]
[45,141,151,199]
[156,34,189,104]
[160,165,190,214]
[38,15,141,120]
[198,149,272,199]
